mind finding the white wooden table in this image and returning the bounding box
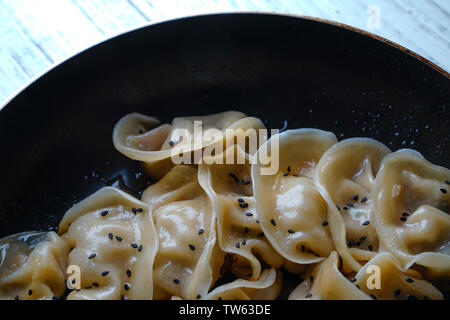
[1,0,449,107]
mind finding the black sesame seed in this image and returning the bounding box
[361,197,368,203]
[283,172,289,177]
[368,245,373,251]
[288,229,295,234]
[336,205,341,211]
[136,208,143,213]
[245,212,253,217]
[270,219,276,226]
[343,207,349,211]
[242,240,246,245]
[356,285,360,289]
[440,188,447,194]
[301,245,306,252]
[360,236,367,241]
[293,174,299,177]
[121,294,125,300]
[350,278,356,283]
[236,242,240,249]
[355,241,362,246]
[102,271,109,276]
[189,244,196,251]
[239,203,249,209]
[255,220,260,224]
[445,180,450,185]
[138,129,143,134]
[198,229,205,235]
[28,290,32,296]
[131,243,138,249]
[402,212,410,217]
[244,227,249,234]
[169,141,174,146]
[287,166,291,172]
[370,294,377,300]
[322,221,329,227]
[406,278,414,283]
[52,296,58,300]
[92,282,99,287]
[247,273,253,278]
[346,203,354,207]
[138,245,143,252]
[362,220,370,226]
[88,253,96,259]
[351,195,359,201]
[108,233,113,240]
[173,279,180,284]
[126,270,131,278]
[116,236,123,241]
[132,207,137,214]
[307,249,320,257]
[305,293,312,298]
[124,284,130,291]
[84,286,92,289]
[395,289,401,297]
[310,276,314,283]
[14,295,19,300]
[400,217,407,222]
[101,210,108,217]
[237,198,245,203]
[258,232,264,237]
[229,173,239,182]
[72,279,76,284]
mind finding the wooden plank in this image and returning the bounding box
[0,4,51,76]
[1,0,105,62]
[0,48,31,103]
[71,0,149,36]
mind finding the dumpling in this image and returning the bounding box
[314,138,391,272]
[288,251,370,300]
[0,231,69,300]
[372,149,450,278]
[353,252,443,300]
[58,187,158,300]
[142,165,224,300]
[251,129,337,264]
[112,111,262,179]
[206,269,282,300]
[198,144,284,281]
[142,164,200,213]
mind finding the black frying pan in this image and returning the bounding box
[0,12,448,240]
